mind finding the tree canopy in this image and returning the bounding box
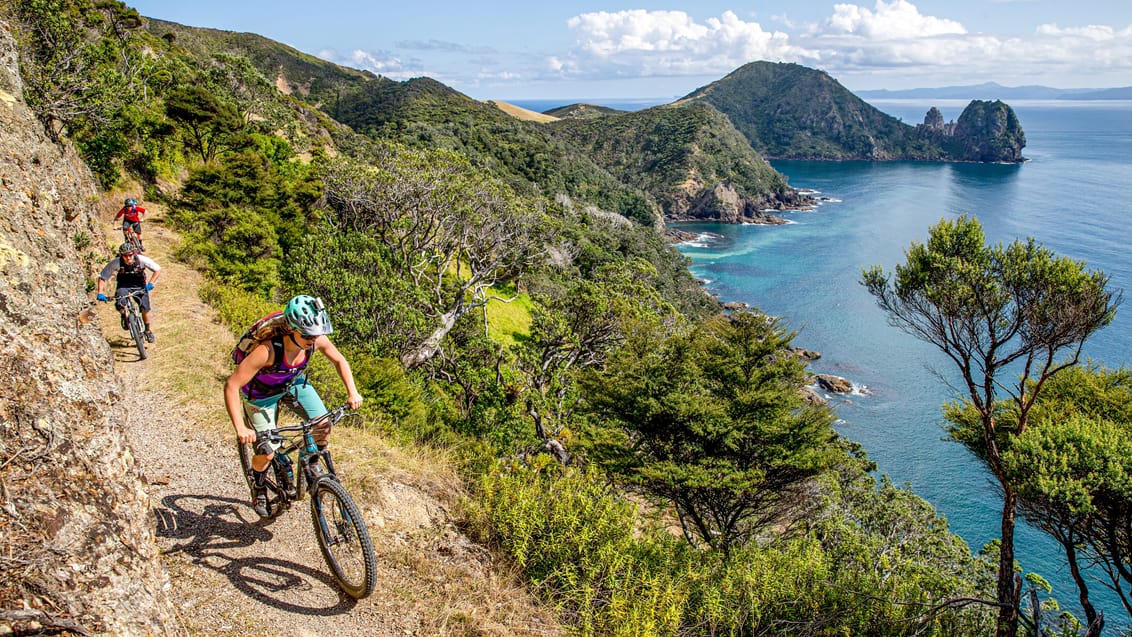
[863,214,1120,636]
[581,311,843,555]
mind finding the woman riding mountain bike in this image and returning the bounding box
[223,295,363,517]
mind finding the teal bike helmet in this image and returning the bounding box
[124,198,137,206]
[284,295,333,336]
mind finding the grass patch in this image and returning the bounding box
[484,284,533,347]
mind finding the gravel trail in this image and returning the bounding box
[96,208,562,637]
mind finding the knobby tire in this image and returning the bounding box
[127,306,146,360]
[310,477,376,599]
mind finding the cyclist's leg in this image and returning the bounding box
[242,393,285,471]
[242,393,285,516]
[113,287,130,329]
[288,378,329,446]
[137,290,153,338]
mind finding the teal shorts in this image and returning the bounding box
[242,377,327,452]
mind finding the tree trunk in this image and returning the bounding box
[996,488,1020,637]
[1065,537,1102,634]
[401,306,461,369]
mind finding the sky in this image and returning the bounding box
[125,0,1132,101]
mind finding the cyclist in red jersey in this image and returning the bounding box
[115,197,147,252]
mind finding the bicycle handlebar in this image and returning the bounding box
[254,405,354,444]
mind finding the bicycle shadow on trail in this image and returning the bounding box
[156,493,358,615]
[106,332,148,362]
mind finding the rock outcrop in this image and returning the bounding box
[948,100,1026,163]
[0,21,174,636]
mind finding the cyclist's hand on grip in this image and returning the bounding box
[145,282,154,291]
[236,424,257,445]
[347,392,363,410]
[96,293,107,302]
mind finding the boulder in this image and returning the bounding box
[816,374,853,394]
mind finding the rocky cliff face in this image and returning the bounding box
[0,21,173,636]
[949,100,1027,163]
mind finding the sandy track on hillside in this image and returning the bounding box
[95,209,562,637]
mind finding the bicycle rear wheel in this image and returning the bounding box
[309,477,376,599]
[127,307,146,359]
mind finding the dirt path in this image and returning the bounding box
[94,205,563,637]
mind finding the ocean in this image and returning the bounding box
[673,98,1132,630]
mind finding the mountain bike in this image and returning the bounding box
[122,223,143,253]
[109,287,148,360]
[237,404,377,599]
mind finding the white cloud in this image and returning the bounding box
[825,0,966,39]
[557,9,818,78]
[323,1,1132,93]
[1035,23,1118,40]
[548,1,1132,89]
[316,48,432,81]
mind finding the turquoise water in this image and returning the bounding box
[677,99,1132,629]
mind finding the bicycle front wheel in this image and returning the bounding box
[309,477,376,599]
[127,309,146,359]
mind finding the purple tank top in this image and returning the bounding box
[242,337,312,400]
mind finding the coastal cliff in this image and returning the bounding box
[0,20,174,636]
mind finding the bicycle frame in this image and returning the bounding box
[238,404,376,598]
[117,287,148,360]
[122,223,143,252]
[253,406,348,511]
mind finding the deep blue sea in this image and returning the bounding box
[672,99,1132,630]
[513,95,1132,628]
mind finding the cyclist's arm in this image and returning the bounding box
[137,255,161,286]
[225,342,272,443]
[114,207,124,220]
[95,259,119,295]
[314,336,363,409]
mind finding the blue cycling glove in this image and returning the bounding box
[146,283,154,291]
[96,293,107,302]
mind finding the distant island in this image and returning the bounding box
[856,82,1132,101]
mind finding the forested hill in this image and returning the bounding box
[143,19,815,226]
[548,102,814,223]
[679,61,1026,162]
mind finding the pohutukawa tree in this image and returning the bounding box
[861,214,1120,637]
[316,145,546,368]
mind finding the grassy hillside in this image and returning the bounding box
[144,18,385,110]
[329,76,664,226]
[488,100,559,123]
